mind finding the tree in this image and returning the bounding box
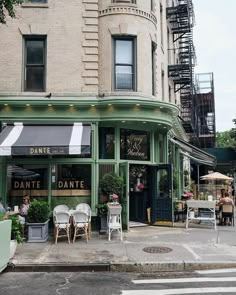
[216,131,236,148]
[230,119,236,148]
[0,0,23,24]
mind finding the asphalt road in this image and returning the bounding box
[1,269,236,295]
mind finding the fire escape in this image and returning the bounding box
[166,0,198,144]
[195,73,216,148]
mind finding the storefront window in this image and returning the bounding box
[6,164,48,208]
[120,129,150,161]
[51,164,91,208]
[99,127,115,159]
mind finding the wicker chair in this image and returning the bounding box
[71,210,89,243]
[54,211,71,244]
[75,203,92,239]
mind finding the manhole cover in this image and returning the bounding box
[143,246,172,254]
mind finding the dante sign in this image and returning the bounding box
[13,180,86,190]
[29,147,67,155]
[58,180,85,189]
[14,180,41,189]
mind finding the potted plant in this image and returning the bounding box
[27,199,50,242]
[7,214,23,258]
[98,173,124,233]
[99,173,124,202]
[96,203,108,234]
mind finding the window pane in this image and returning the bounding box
[26,66,44,91]
[51,164,91,209]
[116,40,133,64]
[116,66,133,89]
[29,0,47,3]
[120,129,150,161]
[26,40,44,64]
[99,127,115,159]
[6,164,48,209]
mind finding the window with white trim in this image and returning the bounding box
[114,38,136,91]
[24,36,46,92]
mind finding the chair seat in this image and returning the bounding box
[55,223,70,229]
[108,222,121,228]
[75,222,89,227]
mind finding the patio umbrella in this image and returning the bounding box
[200,172,233,181]
[200,172,233,200]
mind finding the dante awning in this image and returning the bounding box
[170,136,216,166]
[0,123,91,156]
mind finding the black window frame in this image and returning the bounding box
[120,129,150,161]
[113,37,136,91]
[24,36,46,92]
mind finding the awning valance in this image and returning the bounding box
[170,136,216,166]
[0,123,91,156]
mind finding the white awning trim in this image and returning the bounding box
[0,123,23,156]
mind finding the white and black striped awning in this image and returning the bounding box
[0,123,91,156]
[170,136,216,166]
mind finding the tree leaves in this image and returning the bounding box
[0,0,23,24]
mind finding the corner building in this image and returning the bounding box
[0,0,214,228]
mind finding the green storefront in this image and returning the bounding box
[0,97,187,228]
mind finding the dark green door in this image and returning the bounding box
[119,162,129,230]
[150,164,173,224]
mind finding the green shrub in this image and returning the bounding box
[96,203,108,216]
[27,200,50,223]
[8,214,23,244]
[99,173,124,198]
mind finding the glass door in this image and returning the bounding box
[119,162,130,230]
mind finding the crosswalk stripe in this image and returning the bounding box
[196,268,236,274]
[122,287,236,295]
[132,277,236,284]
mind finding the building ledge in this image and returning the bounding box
[21,3,49,8]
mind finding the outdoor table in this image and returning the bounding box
[186,200,217,230]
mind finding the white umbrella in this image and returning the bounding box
[200,172,233,181]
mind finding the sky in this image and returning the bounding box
[193,0,236,132]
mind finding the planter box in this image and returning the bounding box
[27,220,49,243]
[99,215,107,234]
[0,220,11,272]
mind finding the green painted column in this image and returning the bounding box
[91,123,98,214]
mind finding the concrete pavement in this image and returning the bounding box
[7,220,236,273]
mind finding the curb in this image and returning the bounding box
[5,261,236,273]
[5,263,110,273]
[111,262,236,273]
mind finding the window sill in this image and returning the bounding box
[109,3,137,8]
[21,3,49,8]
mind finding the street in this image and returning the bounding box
[1,268,236,295]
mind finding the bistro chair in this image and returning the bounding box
[53,205,69,220]
[71,210,89,243]
[54,211,71,244]
[221,204,234,226]
[75,203,92,239]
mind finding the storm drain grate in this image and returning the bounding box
[143,246,173,254]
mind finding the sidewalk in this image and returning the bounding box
[9,222,236,273]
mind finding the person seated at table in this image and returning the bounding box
[218,192,234,225]
[19,194,30,222]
